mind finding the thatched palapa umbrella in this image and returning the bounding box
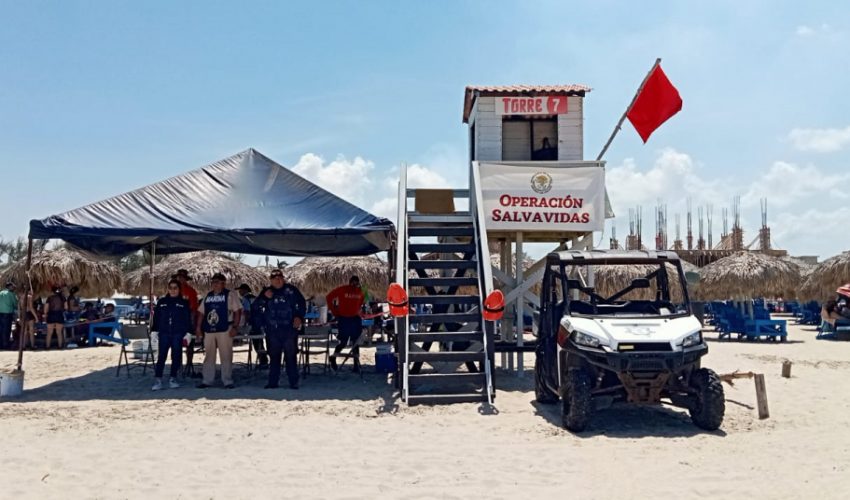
[587,263,686,301]
[693,251,801,301]
[124,251,267,296]
[799,251,850,301]
[0,247,122,297]
[287,256,389,301]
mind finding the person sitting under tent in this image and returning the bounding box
[326,275,366,372]
[72,302,100,346]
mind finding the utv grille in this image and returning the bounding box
[628,359,668,371]
[617,342,672,352]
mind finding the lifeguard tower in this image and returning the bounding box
[393,84,608,405]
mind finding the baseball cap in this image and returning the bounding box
[270,269,284,279]
[837,284,850,299]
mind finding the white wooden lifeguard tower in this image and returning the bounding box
[393,84,608,405]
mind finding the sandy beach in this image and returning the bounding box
[1,320,849,499]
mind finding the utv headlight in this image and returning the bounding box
[573,330,606,348]
[680,331,703,348]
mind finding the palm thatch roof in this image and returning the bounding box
[286,256,389,301]
[693,251,801,301]
[0,247,122,297]
[580,263,686,301]
[799,251,850,301]
[124,251,267,296]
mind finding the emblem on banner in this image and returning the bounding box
[530,172,553,194]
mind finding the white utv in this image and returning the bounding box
[534,250,724,432]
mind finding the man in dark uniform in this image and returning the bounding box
[253,269,305,389]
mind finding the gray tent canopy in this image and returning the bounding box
[29,148,394,257]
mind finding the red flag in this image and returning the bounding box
[626,64,682,142]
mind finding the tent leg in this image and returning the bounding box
[16,238,34,371]
[148,242,156,329]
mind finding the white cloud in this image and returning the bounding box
[796,25,815,36]
[742,161,850,208]
[788,126,850,153]
[292,153,375,206]
[291,152,451,224]
[605,149,848,259]
[607,148,722,211]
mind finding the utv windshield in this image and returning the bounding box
[558,260,691,319]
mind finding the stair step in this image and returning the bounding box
[408,351,485,363]
[410,313,480,324]
[409,277,478,287]
[409,243,475,254]
[409,372,485,386]
[408,213,472,224]
[408,226,474,237]
[409,331,483,342]
[408,260,477,270]
[409,295,480,305]
[407,393,485,405]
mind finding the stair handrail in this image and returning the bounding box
[396,163,410,402]
[470,161,494,404]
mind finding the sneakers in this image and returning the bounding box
[151,380,162,391]
[196,383,211,389]
[223,383,236,389]
[168,378,180,389]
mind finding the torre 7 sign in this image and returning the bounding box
[478,162,605,232]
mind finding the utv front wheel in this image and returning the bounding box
[534,356,558,404]
[561,368,593,432]
[689,368,725,431]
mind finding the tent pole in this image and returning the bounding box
[149,242,156,324]
[16,237,34,371]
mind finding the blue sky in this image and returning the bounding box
[1,0,848,260]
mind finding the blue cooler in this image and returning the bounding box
[374,343,397,373]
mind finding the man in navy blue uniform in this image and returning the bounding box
[253,269,305,389]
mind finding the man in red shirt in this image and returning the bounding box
[326,275,365,371]
[175,269,200,377]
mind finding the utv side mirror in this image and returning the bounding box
[631,278,651,289]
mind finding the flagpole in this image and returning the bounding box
[596,57,662,161]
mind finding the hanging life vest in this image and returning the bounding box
[386,283,409,317]
[482,290,505,321]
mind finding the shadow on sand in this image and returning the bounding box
[10,358,398,406]
[531,400,727,438]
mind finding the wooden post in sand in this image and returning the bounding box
[781,361,792,378]
[754,374,769,419]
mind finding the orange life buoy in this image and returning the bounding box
[482,290,505,321]
[386,283,409,317]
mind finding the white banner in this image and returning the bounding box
[479,162,605,232]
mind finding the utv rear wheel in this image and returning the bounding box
[534,356,558,404]
[561,368,593,432]
[689,368,725,431]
